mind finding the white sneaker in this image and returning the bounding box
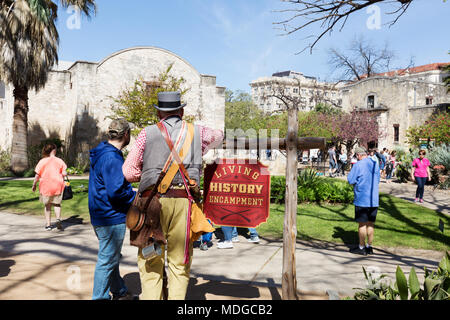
[217,241,234,249]
[248,236,260,243]
[231,236,240,243]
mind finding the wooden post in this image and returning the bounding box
[282,107,299,300]
[222,133,326,300]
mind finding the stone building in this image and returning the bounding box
[0,46,225,164]
[250,71,342,113]
[340,63,450,150]
[250,63,449,151]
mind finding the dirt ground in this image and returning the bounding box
[0,251,328,300]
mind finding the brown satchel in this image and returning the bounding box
[127,171,167,248]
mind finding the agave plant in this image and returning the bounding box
[0,0,96,173]
[353,252,450,300]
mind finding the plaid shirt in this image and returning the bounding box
[123,125,223,182]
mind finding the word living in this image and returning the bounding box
[214,165,261,180]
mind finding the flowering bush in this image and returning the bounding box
[406,112,450,147]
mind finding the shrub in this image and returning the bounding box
[271,172,354,205]
[270,176,287,204]
[428,144,450,174]
[0,150,13,177]
[67,166,85,175]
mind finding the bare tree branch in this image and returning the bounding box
[328,36,399,81]
[273,0,415,54]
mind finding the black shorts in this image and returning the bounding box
[355,206,378,223]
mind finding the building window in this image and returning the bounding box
[367,95,375,109]
[426,96,433,105]
[293,88,298,94]
[393,124,400,143]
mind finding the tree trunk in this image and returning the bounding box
[11,85,29,173]
[282,106,299,300]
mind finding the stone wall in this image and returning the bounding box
[0,47,226,166]
[341,77,449,150]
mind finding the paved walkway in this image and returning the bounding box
[0,175,448,300]
[378,181,449,215]
[0,210,446,300]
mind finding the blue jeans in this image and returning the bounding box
[232,227,258,238]
[222,226,258,241]
[92,223,128,300]
[415,177,427,199]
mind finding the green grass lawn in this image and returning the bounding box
[0,179,90,221]
[1,179,449,251]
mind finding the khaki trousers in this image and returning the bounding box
[137,197,193,300]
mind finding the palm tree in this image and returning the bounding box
[0,0,96,173]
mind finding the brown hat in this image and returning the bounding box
[108,118,130,139]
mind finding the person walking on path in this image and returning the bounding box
[411,150,432,204]
[88,119,137,300]
[338,148,348,176]
[32,143,67,231]
[123,91,223,300]
[385,150,397,183]
[328,145,338,177]
[379,148,387,177]
[217,226,260,249]
[232,227,260,243]
[347,147,380,256]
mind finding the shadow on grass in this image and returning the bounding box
[332,227,358,247]
[0,197,40,208]
[379,194,450,247]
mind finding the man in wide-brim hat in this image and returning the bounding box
[123,91,223,300]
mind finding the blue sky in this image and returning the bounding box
[56,0,450,93]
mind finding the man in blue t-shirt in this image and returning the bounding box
[347,146,380,256]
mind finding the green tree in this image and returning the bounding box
[110,64,190,136]
[406,111,450,147]
[0,0,96,173]
[313,102,342,115]
[225,89,267,136]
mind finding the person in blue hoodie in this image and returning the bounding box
[88,118,136,300]
[347,146,380,256]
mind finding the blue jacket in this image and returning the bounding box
[88,141,136,227]
[347,157,380,208]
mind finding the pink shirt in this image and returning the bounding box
[35,156,67,196]
[412,157,430,178]
[123,125,224,182]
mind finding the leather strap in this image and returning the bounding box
[157,121,196,187]
[142,187,187,199]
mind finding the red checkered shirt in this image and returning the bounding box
[123,125,224,182]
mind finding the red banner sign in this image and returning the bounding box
[203,159,271,228]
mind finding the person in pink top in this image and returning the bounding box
[411,149,431,203]
[32,143,68,231]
